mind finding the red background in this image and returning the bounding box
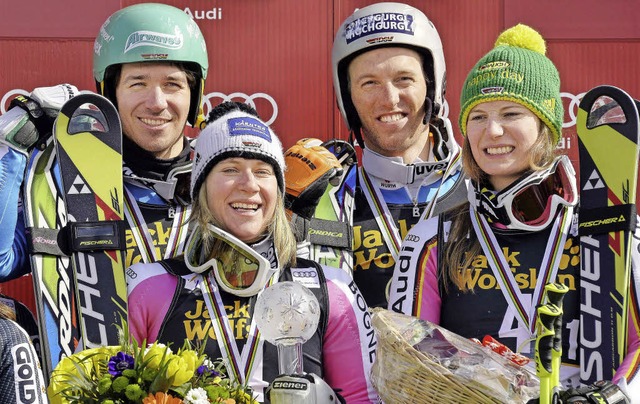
[1,0,639,315]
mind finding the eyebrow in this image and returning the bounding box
[121,72,188,83]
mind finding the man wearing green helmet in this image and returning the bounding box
[0,3,208,285]
[92,3,208,266]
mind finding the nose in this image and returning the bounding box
[380,82,401,107]
[485,116,504,137]
[146,86,168,111]
[238,170,260,191]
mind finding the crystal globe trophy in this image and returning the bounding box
[254,281,320,375]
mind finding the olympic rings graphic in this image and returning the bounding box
[1,89,29,114]
[202,92,279,125]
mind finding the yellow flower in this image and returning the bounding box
[166,356,193,386]
[48,346,119,403]
[143,343,171,369]
[179,348,200,372]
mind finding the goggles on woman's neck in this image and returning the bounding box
[184,223,275,297]
[470,155,578,231]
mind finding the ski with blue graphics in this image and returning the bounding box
[24,93,126,377]
[577,85,640,385]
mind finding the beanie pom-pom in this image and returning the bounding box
[494,24,546,55]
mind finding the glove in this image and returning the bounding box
[558,380,630,404]
[284,138,343,219]
[2,84,78,152]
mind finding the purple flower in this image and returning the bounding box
[108,352,134,376]
[197,364,219,377]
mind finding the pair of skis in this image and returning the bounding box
[577,85,640,386]
[533,85,639,403]
[24,93,126,377]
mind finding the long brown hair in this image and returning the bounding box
[442,123,557,291]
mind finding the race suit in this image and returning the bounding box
[0,145,29,281]
[305,144,464,309]
[0,294,40,362]
[127,237,379,404]
[0,317,47,403]
[388,208,640,400]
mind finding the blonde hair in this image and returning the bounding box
[0,287,15,321]
[190,181,297,268]
[443,123,557,291]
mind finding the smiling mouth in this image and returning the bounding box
[486,146,514,155]
[140,118,169,126]
[379,113,405,123]
[231,202,259,211]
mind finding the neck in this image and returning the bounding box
[123,135,190,180]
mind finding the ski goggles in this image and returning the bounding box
[184,224,275,297]
[471,155,577,231]
[123,162,192,203]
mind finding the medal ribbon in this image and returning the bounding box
[124,187,190,263]
[469,205,573,334]
[359,167,402,260]
[199,270,278,384]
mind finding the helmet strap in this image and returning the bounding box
[422,97,433,125]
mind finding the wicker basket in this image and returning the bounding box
[371,308,538,404]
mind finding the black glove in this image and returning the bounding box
[559,380,630,404]
[284,138,343,219]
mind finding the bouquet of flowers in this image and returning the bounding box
[48,329,257,404]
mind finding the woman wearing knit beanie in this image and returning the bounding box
[388,25,638,401]
[125,102,380,403]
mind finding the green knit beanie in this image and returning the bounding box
[459,24,563,145]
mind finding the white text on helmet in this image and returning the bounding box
[124,30,184,53]
[345,13,414,44]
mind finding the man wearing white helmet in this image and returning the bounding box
[285,2,466,308]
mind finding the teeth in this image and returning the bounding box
[231,203,258,210]
[141,118,167,126]
[486,146,514,155]
[379,113,404,123]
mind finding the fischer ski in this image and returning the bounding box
[53,93,127,351]
[577,85,640,384]
[24,93,126,378]
[24,137,79,378]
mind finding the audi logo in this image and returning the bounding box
[1,88,29,113]
[1,89,280,126]
[292,271,317,278]
[561,91,587,128]
[202,92,279,125]
[3,88,588,129]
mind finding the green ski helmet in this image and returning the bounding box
[332,3,446,147]
[93,3,208,126]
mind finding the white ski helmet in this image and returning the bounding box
[332,3,447,139]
